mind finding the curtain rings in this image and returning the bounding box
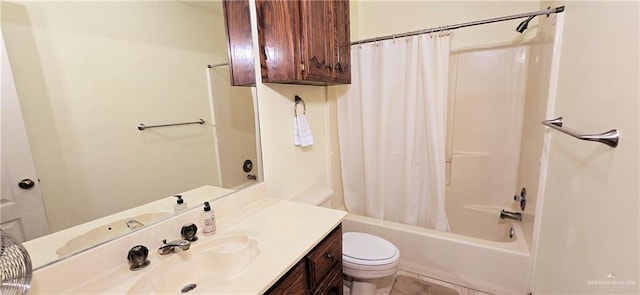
[440,25,450,37]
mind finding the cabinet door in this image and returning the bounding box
[265,262,308,295]
[313,266,343,295]
[257,0,302,83]
[331,0,350,84]
[223,0,255,86]
[300,0,334,81]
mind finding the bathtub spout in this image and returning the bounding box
[500,209,522,221]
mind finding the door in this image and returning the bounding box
[1,33,50,242]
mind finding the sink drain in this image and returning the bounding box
[181,283,197,293]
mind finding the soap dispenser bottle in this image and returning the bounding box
[174,195,187,212]
[201,202,216,235]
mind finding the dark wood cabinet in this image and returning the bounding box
[267,262,309,295]
[223,0,256,86]
[266,225,343,295]
[256,0,351,85]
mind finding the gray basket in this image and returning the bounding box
[0,231,32,295]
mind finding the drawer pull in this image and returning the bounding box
[326,253,333,259]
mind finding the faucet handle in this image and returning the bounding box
[181,223,199,242]
[127,245,150,271]
[513,187,526,211]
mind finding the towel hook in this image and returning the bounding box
[294,95,306,116]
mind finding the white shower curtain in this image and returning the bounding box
[337,33,450,231]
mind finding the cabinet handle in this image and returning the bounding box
[335,62,343,73]
[326,253,333,259]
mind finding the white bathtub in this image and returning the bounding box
[343,206,532,294]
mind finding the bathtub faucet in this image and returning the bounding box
[500,209,522,222]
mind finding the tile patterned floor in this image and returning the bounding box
[344,269,492,295]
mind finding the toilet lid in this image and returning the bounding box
[343,232,398,265]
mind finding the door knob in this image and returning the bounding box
[18,179,35,190]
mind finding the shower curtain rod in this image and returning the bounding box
[351,6,565,45]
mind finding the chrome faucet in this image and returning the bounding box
[158,239,191,255]
[126,219,144,230]
[500,209,522,222]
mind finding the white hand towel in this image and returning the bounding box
[294,114,314,147]
[293,116,301,146]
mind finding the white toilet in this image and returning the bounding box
[342,232,400,295]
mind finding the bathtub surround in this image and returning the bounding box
[446,44,529,238]
[207,66,258,189]
[337,34,450,231]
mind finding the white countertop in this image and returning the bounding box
[29,183,347,294]
[25,185,234,269]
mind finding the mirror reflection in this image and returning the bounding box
[0,0,259,267]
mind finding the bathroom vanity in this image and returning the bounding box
[267,225,343,294]
[28,184,347,294]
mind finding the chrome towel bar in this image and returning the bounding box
[542,117,619,148]
[137,119,206,131]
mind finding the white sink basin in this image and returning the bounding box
[56,212,170,256]
[127,234,259,294]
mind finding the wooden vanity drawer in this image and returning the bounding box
[265,261,307,295]
[307,225,342,290]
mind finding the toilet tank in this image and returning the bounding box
[289,186,333,208]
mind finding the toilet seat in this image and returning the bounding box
[343,232,399,266]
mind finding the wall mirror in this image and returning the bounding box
[0,0,260,268]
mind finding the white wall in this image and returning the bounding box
[533,1,639,293]
[257,83,331,200]
[2,1,228,231]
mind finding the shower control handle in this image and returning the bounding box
[513,187,526,211]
